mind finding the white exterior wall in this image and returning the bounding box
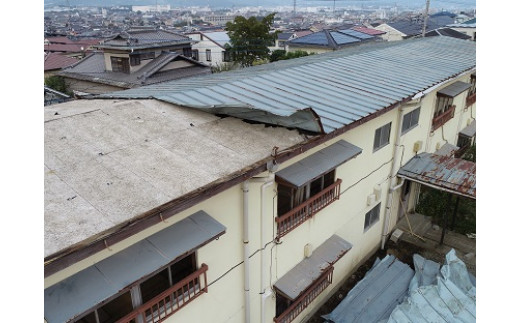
[45,72,475,323]
[188,34,229,67]
[373,24,405,41]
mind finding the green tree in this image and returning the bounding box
[45,75,70,95]
[225,13,277,67]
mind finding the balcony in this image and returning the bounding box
[274,266,334,323]
[466,93,476,107]
[118,264,209,323]
[432,105,455,131]
[276,179,342,239]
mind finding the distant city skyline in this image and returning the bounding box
[44,0,477,11]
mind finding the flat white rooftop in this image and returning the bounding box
[44,99,306,258]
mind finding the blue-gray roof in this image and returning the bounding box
[98,37,476,134]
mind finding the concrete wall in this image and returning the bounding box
[45,71,476,323]
[373,24,405,41]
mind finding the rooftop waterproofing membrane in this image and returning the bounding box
[98,37,476,134]
[397,152,476,199]
[275,139,362,188]
[44,210,225,323]
[274,235,352,300]
[323,249,476,323]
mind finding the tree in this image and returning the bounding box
[225,13,277,67]
[45,75,70,95]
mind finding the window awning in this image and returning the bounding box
[459,120,476,138]
[275,140,362,188]
[44,210,226,323]
[397,153,476,199]
[273,234,352,301]
[437,81,472,97]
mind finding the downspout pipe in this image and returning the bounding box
[381,105,406,250]
[242,181,251,323]
[243,173,275,323]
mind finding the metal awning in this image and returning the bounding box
[397,153,476,199]
[44,211,226,323]
[274,235,352,300]
[437,81,472,97]
[275,140,362,188]
[459,120,476,138]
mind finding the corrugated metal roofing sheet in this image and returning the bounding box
[276,139,362,187]
[397,153,476,199]
[99,37,476,134]
[44,210,225,323]
[322,255,414,323]
[274,234,352,300]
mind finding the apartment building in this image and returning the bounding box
[44,37,476,323]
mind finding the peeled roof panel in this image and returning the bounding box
[99,38,476,134]
[44,211,225,323]
[274,235,352,300]
[276,140,362,187]
[437,81,472,97]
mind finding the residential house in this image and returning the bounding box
[44,86,71,106]
[424,27,472,40]
[44,36,103,58]
[44,37,476,323]
[186,31,232,68]
[373,15,457,41]
[57,29,211,96]
[273,30,314,51]
[44,52,80,78]
[285,29,378,54]
[448,18,476,41]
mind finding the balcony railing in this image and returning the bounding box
[117,264,209,323]
[276,179,342,239]
[274,266,334,323]
[432,105,455,131]
[466,93,476,107]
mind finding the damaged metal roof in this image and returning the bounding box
[397,152,476,199]
[98,37,476,134]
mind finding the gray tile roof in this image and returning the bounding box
[99,37,476,134]
[59,52,210,89]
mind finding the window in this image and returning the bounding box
[75,253,202,323]
[373,122,391,151]
[466,74,476,107]
[206,49,212,61]
[192,49,199,61]
[183,47,192,58]
[277,170,336,216]
[434,94,453,118]
[364,203,381,231]
[129,54,140,66]
[401,107,420,135]
[110,56,130,73]
[223,50,231,62]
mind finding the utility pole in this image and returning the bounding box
[422,0,431,37]
[293,0,297,17]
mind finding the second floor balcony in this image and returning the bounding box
[432,105,455,131]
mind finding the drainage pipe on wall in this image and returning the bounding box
[243,173,275,323]
[381,105,406,250]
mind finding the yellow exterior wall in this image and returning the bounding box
[45,71,476,323]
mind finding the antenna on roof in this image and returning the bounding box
[422,0,431,37]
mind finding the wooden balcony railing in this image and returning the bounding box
[276,179,342,239]
[117,264,209,323]
[432,105,455,131]
[466,93,476,107]
[274,266,334,323]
